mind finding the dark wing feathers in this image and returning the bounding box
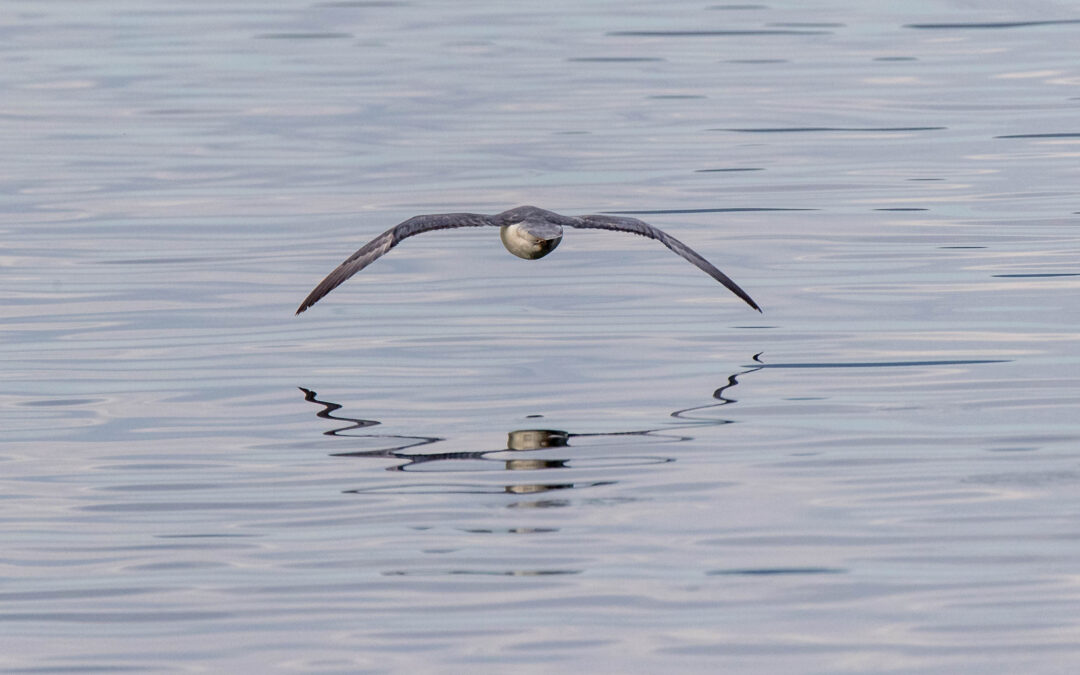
[295,212,493,314]
[573,214,761,312]
[297,207,760,315]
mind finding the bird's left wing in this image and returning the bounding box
[572,214,761,312]
[296,212,495,314]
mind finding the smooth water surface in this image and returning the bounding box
[3,0,1080,672]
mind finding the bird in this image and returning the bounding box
[295,205,760,315]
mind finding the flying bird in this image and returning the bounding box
[296,205,760,314]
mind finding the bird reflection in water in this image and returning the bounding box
[299,354,763,502]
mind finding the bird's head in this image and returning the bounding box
[499,221,563,260]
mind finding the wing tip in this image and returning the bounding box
[295,293,319,315]
[742,294,762,313]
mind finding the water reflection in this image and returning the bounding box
[299,355,765,498]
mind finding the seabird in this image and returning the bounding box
[296,205,760,314]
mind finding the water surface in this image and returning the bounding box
[4,0,1080,672]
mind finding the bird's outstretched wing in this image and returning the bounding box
[296,212,495,314]
[572,214,761,312]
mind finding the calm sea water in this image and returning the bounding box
[4,0,1080,672]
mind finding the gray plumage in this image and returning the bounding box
[296,205,760,315]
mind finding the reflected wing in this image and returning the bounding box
[572,214,761,312]
[296,212,495,314]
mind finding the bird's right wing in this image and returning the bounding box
[573,214,761,312]
[296,212,495,314]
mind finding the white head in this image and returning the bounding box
[499,221,563,260]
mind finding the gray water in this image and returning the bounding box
[4,0,1080,672]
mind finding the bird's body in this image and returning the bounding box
[295,205,760,314]
[499,219,563,260]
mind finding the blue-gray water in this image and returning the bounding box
[4,1,1080,672]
